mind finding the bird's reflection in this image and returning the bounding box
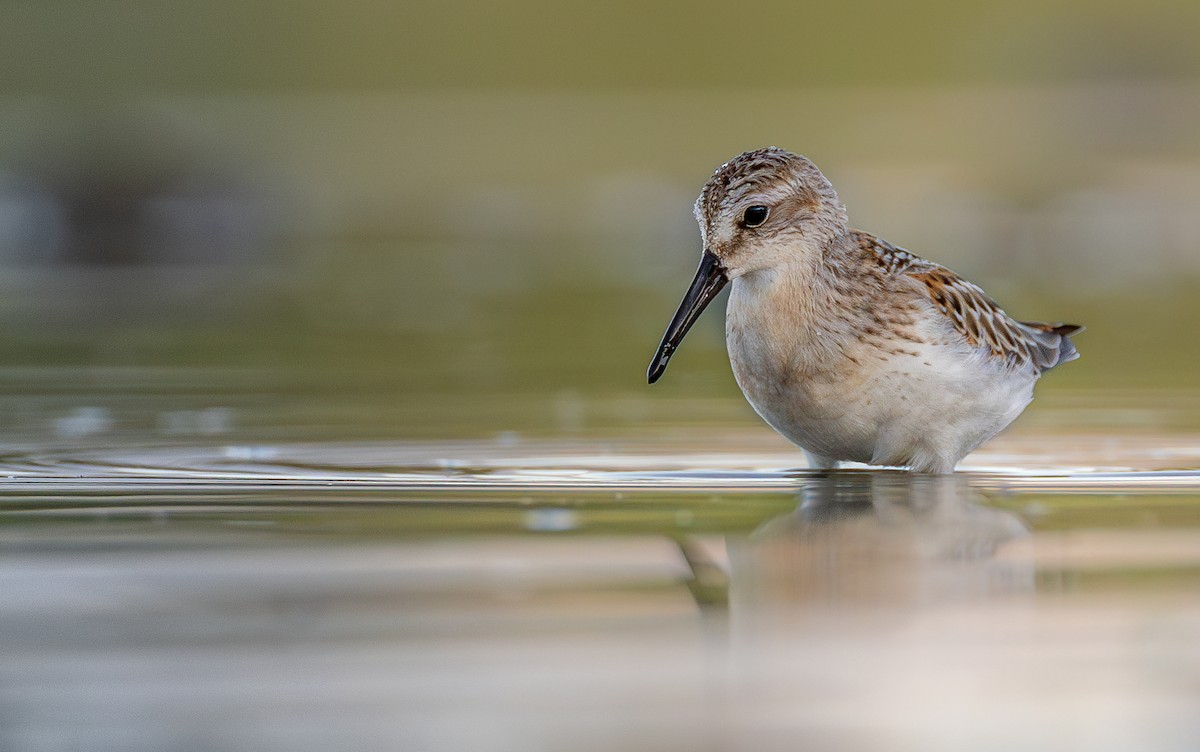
[680,471,1032,616]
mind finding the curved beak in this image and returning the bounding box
[647,251,729,384]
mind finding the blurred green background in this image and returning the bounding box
[0,0,1198,439]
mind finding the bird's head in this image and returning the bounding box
[647,148,847,383]
[696,147,847,278]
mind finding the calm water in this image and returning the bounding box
[0,375,1198,752]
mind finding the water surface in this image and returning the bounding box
[1,381,1199,752]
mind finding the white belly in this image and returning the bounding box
[727,306,1036,473]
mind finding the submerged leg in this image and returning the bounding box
[908,446,959,475]
[804,450,839,471]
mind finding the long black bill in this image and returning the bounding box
[647,251,729,384]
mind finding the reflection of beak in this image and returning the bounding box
[647,251,729,384]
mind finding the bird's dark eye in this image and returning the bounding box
[742,205,769,227]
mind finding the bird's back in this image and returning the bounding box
[852,230,1082,376]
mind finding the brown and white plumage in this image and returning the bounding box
[860,231,1081,373]
[648,147,1082,473]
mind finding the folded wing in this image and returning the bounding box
[861,232,1082,373]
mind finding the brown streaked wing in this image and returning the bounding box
[910,266,1080,371]
[858,230,1080,371]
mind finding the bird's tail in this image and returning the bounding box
[1020,321,1084,371]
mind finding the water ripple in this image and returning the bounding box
[0,436,1197,497]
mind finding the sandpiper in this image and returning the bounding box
[648,147,1081,474]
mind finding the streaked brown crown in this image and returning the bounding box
[695,147,844,228]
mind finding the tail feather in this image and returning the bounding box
[1019,321,1083,372]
